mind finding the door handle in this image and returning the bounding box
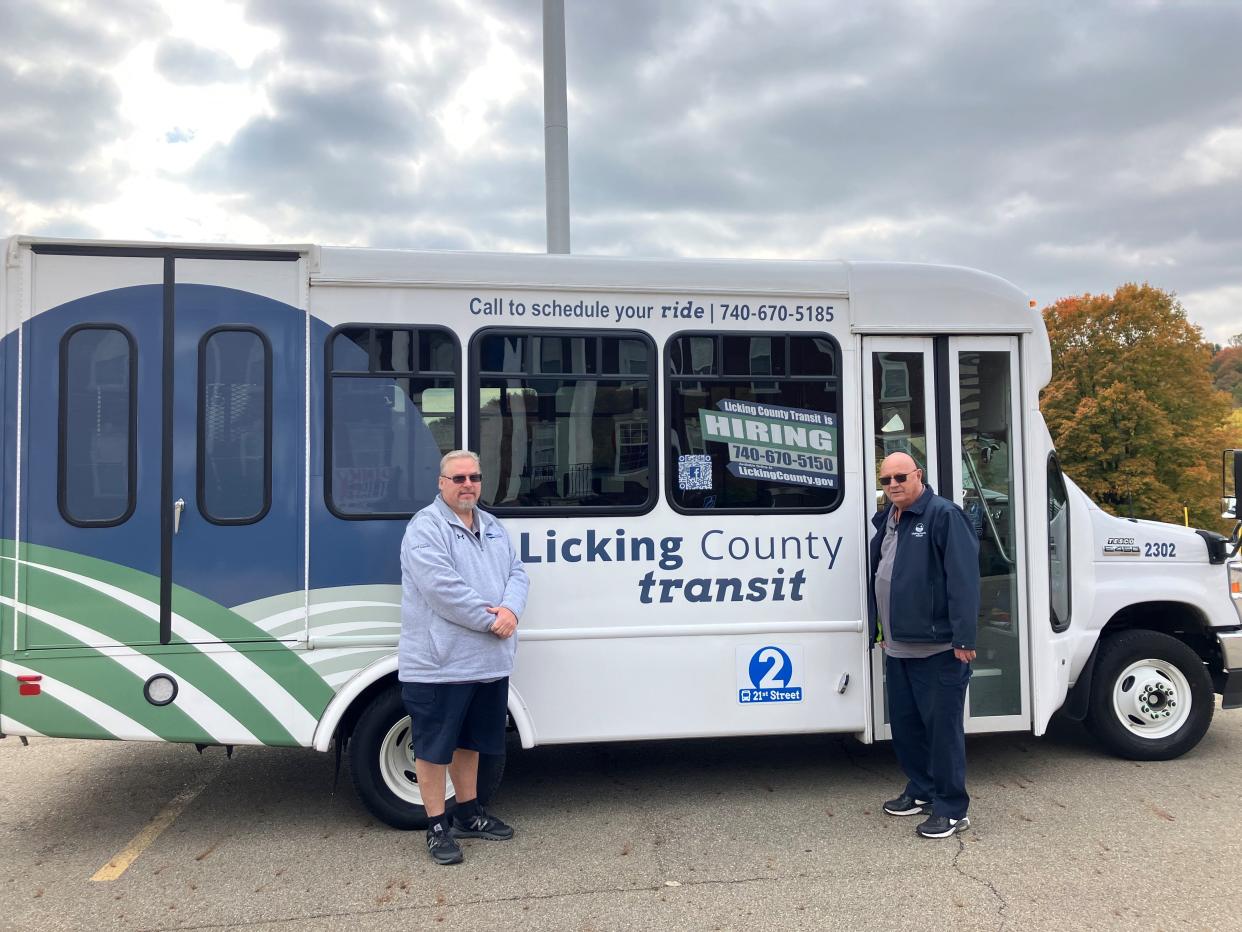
[174,498,185,534]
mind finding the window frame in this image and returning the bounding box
[664,330,844,516]
[324,323,462,521]
[1047,452,1072,632]
[468,326,658,518]
[196,325,273,526]
[58,323,138,528]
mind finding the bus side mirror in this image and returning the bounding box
[1225,449,1241,519]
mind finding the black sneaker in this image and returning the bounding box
[450,807,515,841]
[916,814,970,838]
[426,821,464,865]
[883,793,932,816]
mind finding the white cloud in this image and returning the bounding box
[1179,283,1242,346]
[436,14,540,154]
[1,0,1240,346]
[156,0,277,68]
[104,39,271,175]
[1180,125,1242,186]
[1148,121,1242,193]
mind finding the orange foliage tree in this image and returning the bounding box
[1210,339,1242,406]
[1041,284,1232,526]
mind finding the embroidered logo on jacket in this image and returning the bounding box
[911,522,927,539]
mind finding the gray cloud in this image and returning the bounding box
[186,0,546,240]
[0,0,164,205]
[154,38,247,85]
[2,0,1240,342]
[0,60,127,203]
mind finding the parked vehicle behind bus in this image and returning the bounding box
[1,237,1239,827]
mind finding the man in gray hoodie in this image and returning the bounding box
[400,450,529,865]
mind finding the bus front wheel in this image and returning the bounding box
[348,684,506,829]
[1085,629,1213,761]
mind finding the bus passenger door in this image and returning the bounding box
[168,258,305,640]
[861,337,939,736]
[947,337,1029,733]
[863,335,1031,738]
[18,252,165,649]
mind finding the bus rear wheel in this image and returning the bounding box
[348,684,506,829]
[1085,629,1213,761]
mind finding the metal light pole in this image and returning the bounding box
[543,0,570,254]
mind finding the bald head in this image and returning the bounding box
[879,452,924,513]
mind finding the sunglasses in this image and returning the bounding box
[879,473,914,486]
[442,473,483,484]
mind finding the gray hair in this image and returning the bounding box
[440,450,481,474]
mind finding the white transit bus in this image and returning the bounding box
[1,236,1239,828]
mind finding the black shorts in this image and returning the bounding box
[400,678,509,765]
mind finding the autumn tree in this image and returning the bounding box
[1228,408,1242,447]
[1210,337,1242,406]
[1041,284,1232,526]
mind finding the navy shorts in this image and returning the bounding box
[400,678,509,765]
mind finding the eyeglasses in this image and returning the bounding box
[879,473,913,486]
[441,473,483,484]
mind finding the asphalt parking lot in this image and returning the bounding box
[3,707,1242,932]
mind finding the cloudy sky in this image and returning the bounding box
[2,0,1240,342]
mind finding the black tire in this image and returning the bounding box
[348,684,507,830]
[1084,629,1214,761]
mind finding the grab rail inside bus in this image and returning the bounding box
[962,442,1015,567]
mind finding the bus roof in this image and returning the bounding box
[6,235,1040,337]
[314,247,1039,336]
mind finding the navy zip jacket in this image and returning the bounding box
[867,484,980,650]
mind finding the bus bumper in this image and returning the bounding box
[1216,630,1242,710]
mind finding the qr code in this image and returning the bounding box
[678,455,713,490]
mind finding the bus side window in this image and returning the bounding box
[472,330,655,514]
[199,327,271,524]
[326,325,460,518]
[59,325,137,527]
[666,333,842,514]
[1048,453,1071,631]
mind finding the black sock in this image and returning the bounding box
[454,797,480,818]
[429,812,451,831]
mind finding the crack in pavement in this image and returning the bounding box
[952,835,1009,930]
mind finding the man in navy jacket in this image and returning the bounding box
[868,451,979,838]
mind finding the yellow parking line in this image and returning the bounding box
[90,767,220,882]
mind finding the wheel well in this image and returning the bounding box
[1101,601,1220,675]
[335,673,400,751]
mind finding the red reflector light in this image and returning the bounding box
[17,674,42,696]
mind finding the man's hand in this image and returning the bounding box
[954,648,976,663]
[487,606,518,639]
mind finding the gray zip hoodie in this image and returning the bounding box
[398,495,529,683]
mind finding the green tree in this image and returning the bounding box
[1041,284,1232,526]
